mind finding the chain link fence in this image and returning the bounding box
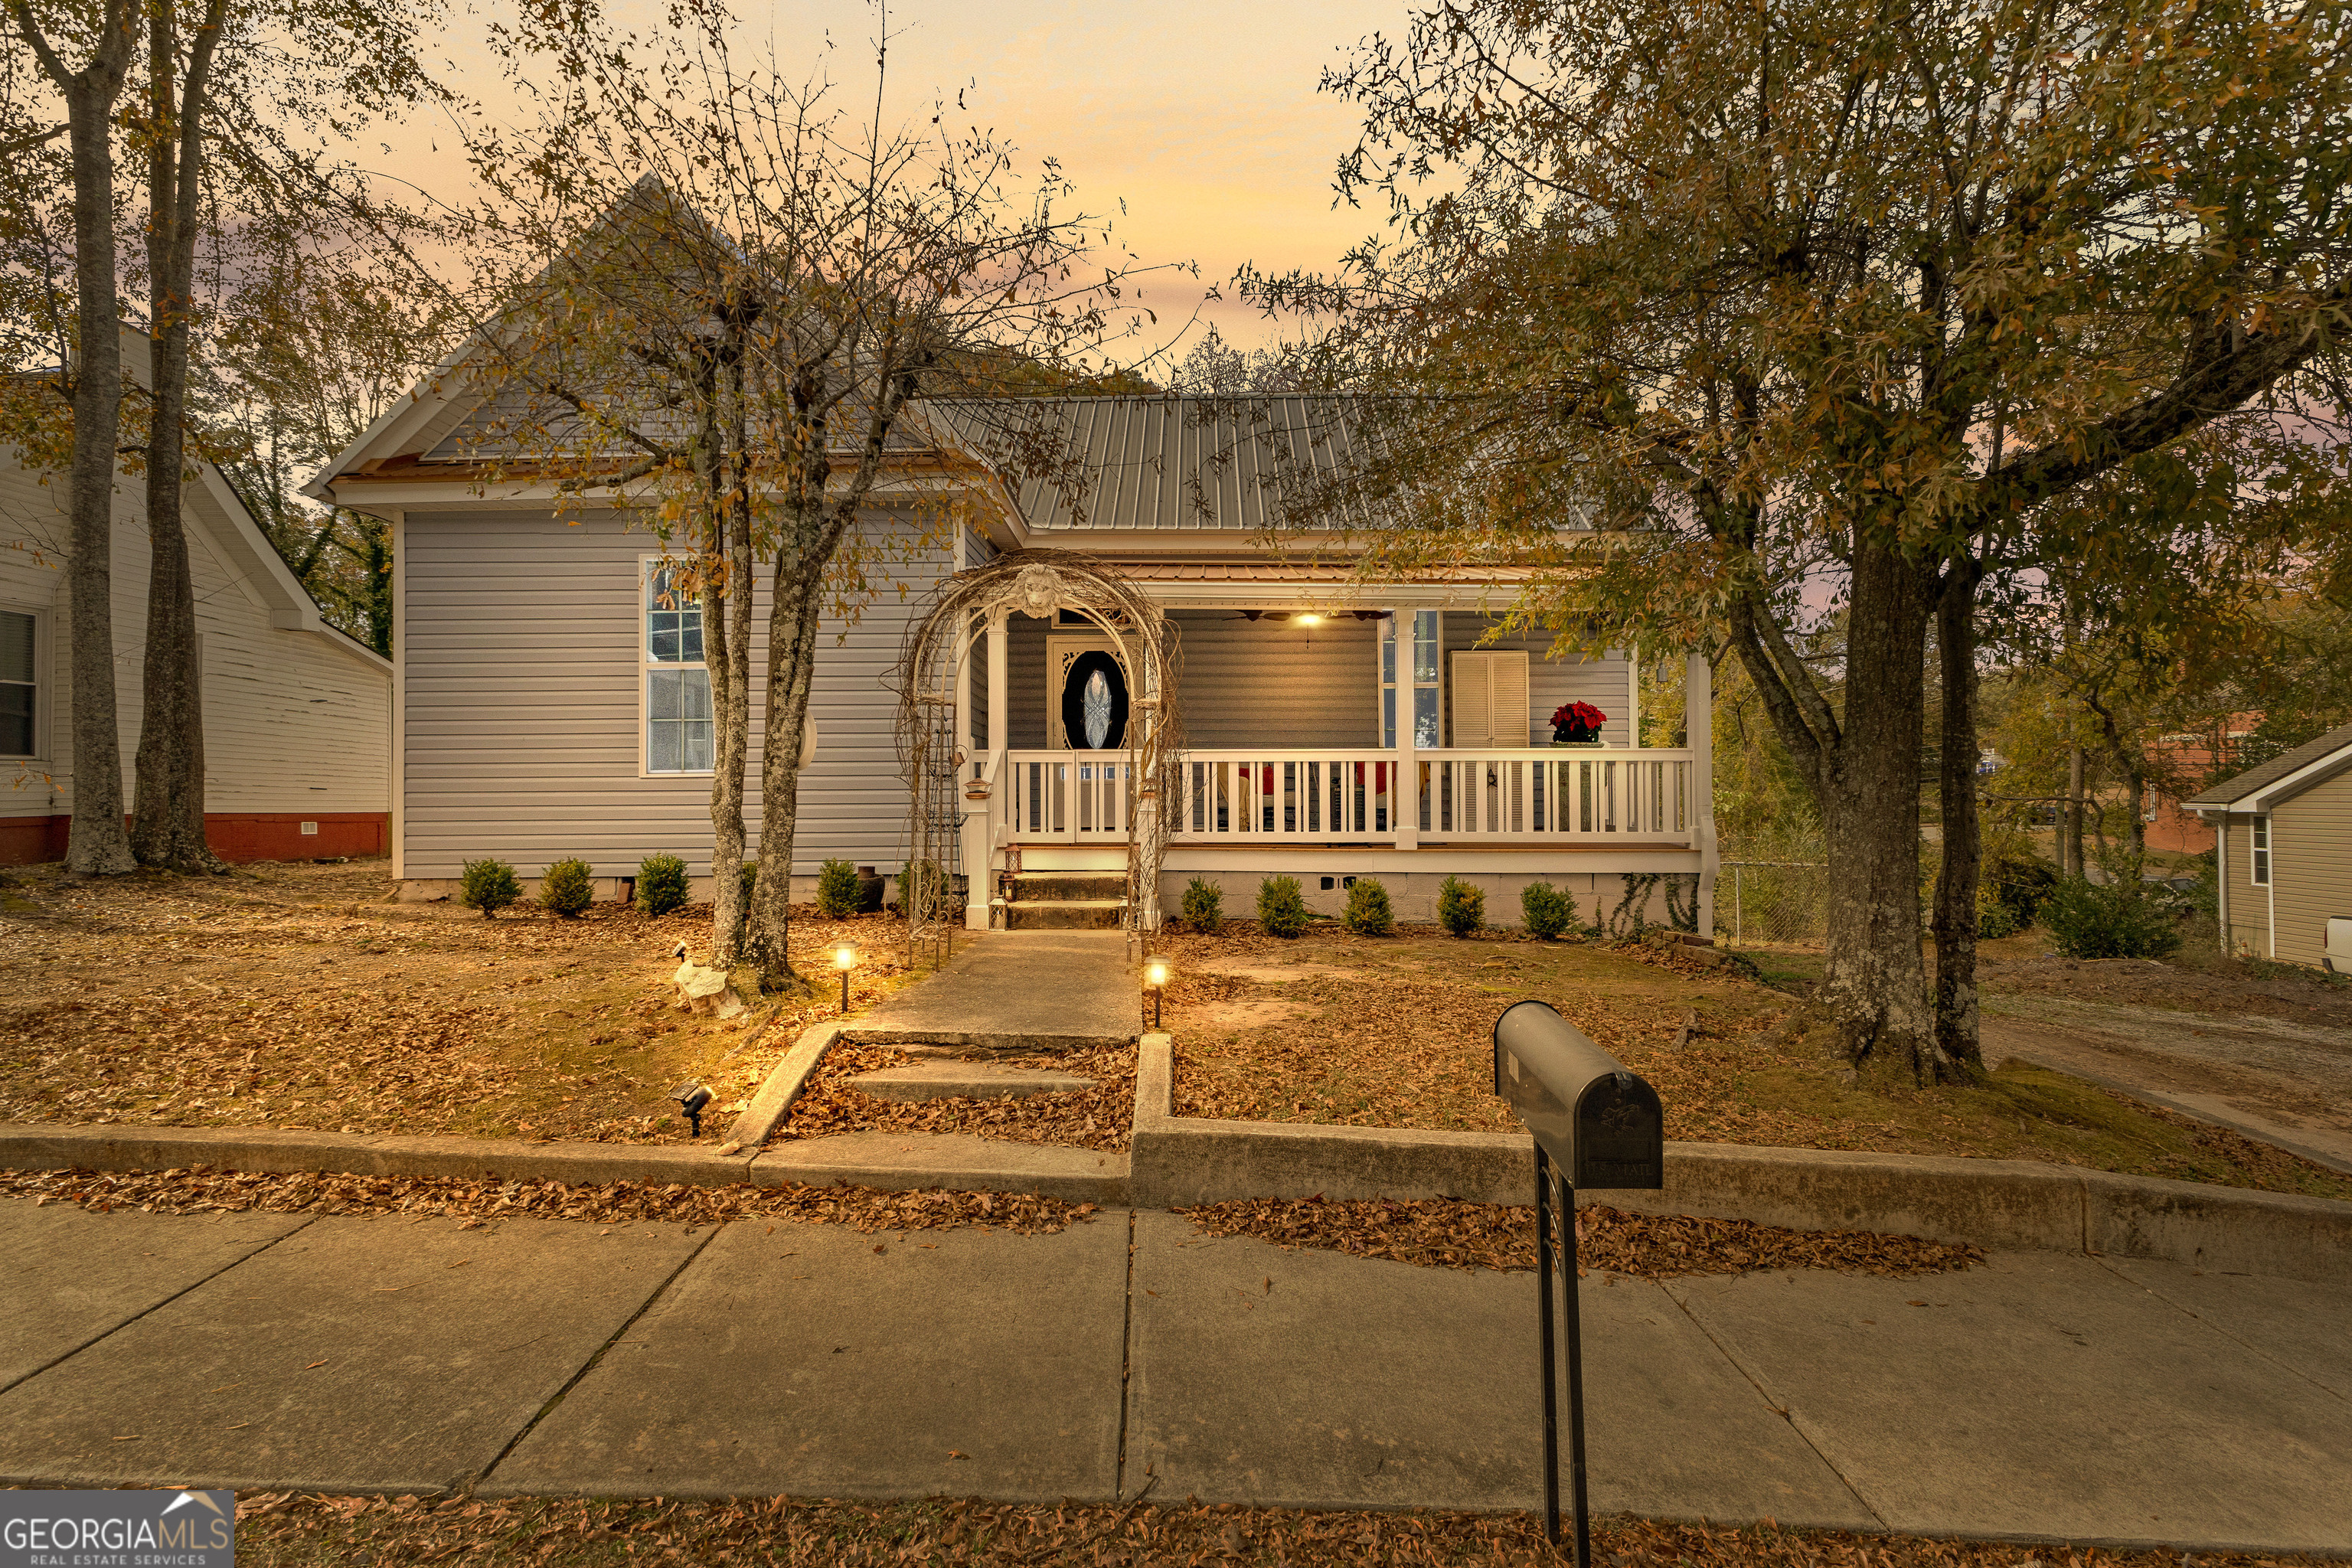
[1716,839,1828,945]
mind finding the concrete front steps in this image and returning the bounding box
[1005,871,1126,930]
[848,1061,1098,1100]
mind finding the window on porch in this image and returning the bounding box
[1381,610,1440,748]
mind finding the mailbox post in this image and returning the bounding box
[1493,999,1664,1568]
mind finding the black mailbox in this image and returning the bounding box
[1493,999,1664,1191]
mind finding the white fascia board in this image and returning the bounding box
[188,461,299,616]
[300,341,482,501]
[2246,746,2352,811]
[1135,580,1547,612]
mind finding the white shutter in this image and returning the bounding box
[1452,652,1489,749]
[1491,653,1529,746]
[1451,651,1530,747]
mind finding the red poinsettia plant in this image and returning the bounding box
[1551,701,1609,733]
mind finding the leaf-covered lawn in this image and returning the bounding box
[1154,923,2352,1200]
[225,1491,2334,1568]
[0,860,933,1145]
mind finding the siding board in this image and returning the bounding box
[2272,770,2352,967]
[400,507,947,878]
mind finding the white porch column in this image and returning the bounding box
[1135,619,1161,931]
[1392,608,1418,851]
[1687,651,1717,941]
[967,610,1009,929]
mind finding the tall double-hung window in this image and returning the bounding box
[1380,611,1441,748]
[0,609,36,757]
[2250,816,2271,887]
[645,561,712,774]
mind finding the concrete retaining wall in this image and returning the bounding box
[9,1035,2348,1285]
[1131,1036,2352,1285]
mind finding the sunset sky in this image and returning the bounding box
[390,0,1413,361]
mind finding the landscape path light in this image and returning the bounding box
[834,942,857,1014]
[1144,959,1168,1031]
[672,1082,713,1138]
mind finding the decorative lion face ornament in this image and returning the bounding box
[1008,564,1063,619]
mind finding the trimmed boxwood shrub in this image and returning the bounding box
[636,853,689,917]
[816,858,861,918]
[1181,876,1224,934]
[1342,877,1394,936]
[1258,875,1309,939]
[459,858,521,919]
[1521,880,1574,939]
[1438,875,1485,937]
[539,858,595,919]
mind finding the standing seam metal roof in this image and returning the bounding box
[933,394,1366,532]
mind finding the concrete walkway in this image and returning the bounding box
[2,1200,2347,1550]
[845,932,1137,1052]
[1984,998,2352,1173]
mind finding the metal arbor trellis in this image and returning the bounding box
[893,548,1184,962]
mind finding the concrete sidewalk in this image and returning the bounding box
[2,1200,2346,1551]
[844,931,1137,1052]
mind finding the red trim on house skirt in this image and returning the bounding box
[0,812,386,866]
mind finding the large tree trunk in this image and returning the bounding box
[1817,534,1949,1083]
[130,0,229,874]
[704,529,750,962]
[1930,564,1986,1074]
[42,13,140,877]
[744,564,821,990]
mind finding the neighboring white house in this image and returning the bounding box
[308,375,1717,932]
[1,332,393,865]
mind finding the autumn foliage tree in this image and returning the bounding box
[380,2,1162,987]
[1253,0,2352,1083]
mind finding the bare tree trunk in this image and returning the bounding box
[1818,534,1949,1083]
[744,565,821,989]
[130,0,230,874]
[2086,689,2148,859]
[1931,563,1986,1074]
[2064,743,2085,876]
[18,0,142,875]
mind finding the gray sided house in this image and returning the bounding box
[312,389,1719,933]
[2186,720,2352,972]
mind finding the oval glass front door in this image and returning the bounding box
[1083,669,1112,749]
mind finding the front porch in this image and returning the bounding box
[942,580,1717,933]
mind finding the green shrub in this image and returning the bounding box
[1342,877,1394,936]
[1181,876,1224,933]
[459,858,520,920]
[1975,886,2021,941]
[741,861,759,907]
[2040,870,2183,959]
[1521,880,1575,939]
[636,853,689,917]
[1257,875,1309,939]
[816,858,861,918]
[538,858,595,919]
[1438,875,1485,938]
[1983,854,2058,930]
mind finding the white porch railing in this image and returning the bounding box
[1418,748,1694,842]
[1002,746,1696,847]
[1007,750,1135,842]
[1178,751,1400,841]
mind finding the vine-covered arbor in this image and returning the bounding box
[894,549,1184,959]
